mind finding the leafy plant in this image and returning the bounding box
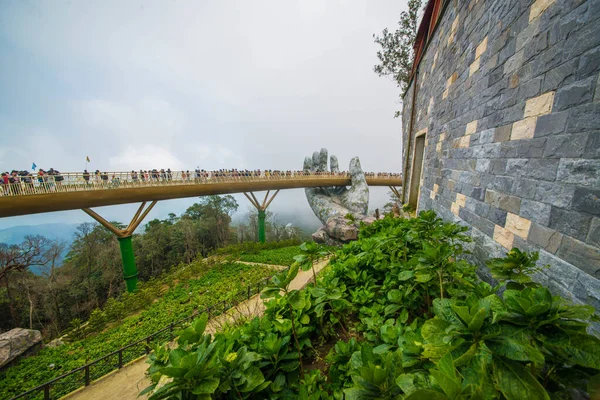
[488,248,548,289]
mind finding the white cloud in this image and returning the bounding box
[108,144,185,171]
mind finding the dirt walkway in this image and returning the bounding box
[64,259,328,400]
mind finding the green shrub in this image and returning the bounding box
[144,212,600,399]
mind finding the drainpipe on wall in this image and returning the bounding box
[401,64,420,204]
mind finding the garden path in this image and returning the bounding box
[64,259,329,400]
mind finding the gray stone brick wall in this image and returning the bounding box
[402,0,600,309]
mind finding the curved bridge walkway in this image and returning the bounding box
[0,170,402,217]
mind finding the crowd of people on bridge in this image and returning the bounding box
[1,168,65,195]
[1,166,400,196]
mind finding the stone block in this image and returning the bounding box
[505,212,532,239]
[458,136,471,148]
[470,186,485,202]
[542,58,578,92]
[557,159,600,187]
[471,143,501,159]
[465,197,490,217]
[578,45,600,79]
[476,158,490,173]
[476,36,489,59]
[510,73,520,88]
[516,17,540,52]
[529,0,556,22]
[549,207,592,241]
[515,177,538,199]
[466,120,478,136]
[587,217,600,247]
[572,187,600,217]
[499,192,522,214]
[543,133,587,158]
[518,137,546,158]
[524,91,555,118]
[533,111,568,137]
[469,58,481,76]
[528,223,563,253]
[565,102,600,133]
[451,201,460,216]
[494,224,515,249]
[494,125,512,142]
[504,49,525,74]
[557,235,600,279]
[584,130,600,159]
[478,129,495,144]
[488,206,508,226]
[506,158,529,175]
[534,181,575,209]
[511,116,537,140]
[536,250,580,292]
[489,159,507,175]
[562,19,600,61]
[518,76,543,102]
[492,175,516,193]
[523,158,559,181]
[456,193,467,207]
[554,76,596,111]
[520,198,552,225]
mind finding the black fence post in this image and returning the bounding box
[118,350,123,369]
[84,365,90,386]
[145,337,151,354]
[44,384,50,400]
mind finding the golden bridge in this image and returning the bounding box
[0,170,402,291]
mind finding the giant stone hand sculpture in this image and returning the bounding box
[304,149,370,243]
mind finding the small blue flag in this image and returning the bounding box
[32,162,37,170]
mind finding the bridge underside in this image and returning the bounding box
[0,177,402,217]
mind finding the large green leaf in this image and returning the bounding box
[168,349,188,367]
[191,378,220,394]
[486,336,544,365]
[288,290,306,310]
[545,332,600,369]
[398,270,415,281]
[467,308,487,332]
[492,357,549,400]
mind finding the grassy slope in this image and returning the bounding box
[0,260,275,399]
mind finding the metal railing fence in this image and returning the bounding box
[9,268,288,400]
[0,171,401,197]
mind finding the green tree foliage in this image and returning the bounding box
[373,0,422,116]
[0,195,245,338]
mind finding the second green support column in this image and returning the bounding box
[257,210,266,243]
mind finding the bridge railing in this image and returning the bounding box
[0,171,401,197]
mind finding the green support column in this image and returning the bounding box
[257,210,266,243]
[118,236,138,292]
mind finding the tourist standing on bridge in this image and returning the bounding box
[83,170,90,185]
[1,172,8,195]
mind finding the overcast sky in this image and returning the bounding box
[0,0,407,230]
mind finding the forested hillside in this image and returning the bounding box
[0,256,281,399]
[0,195,304,337]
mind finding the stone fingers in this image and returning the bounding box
[330,156,339,173]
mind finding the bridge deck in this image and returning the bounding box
[0,172,402,217]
